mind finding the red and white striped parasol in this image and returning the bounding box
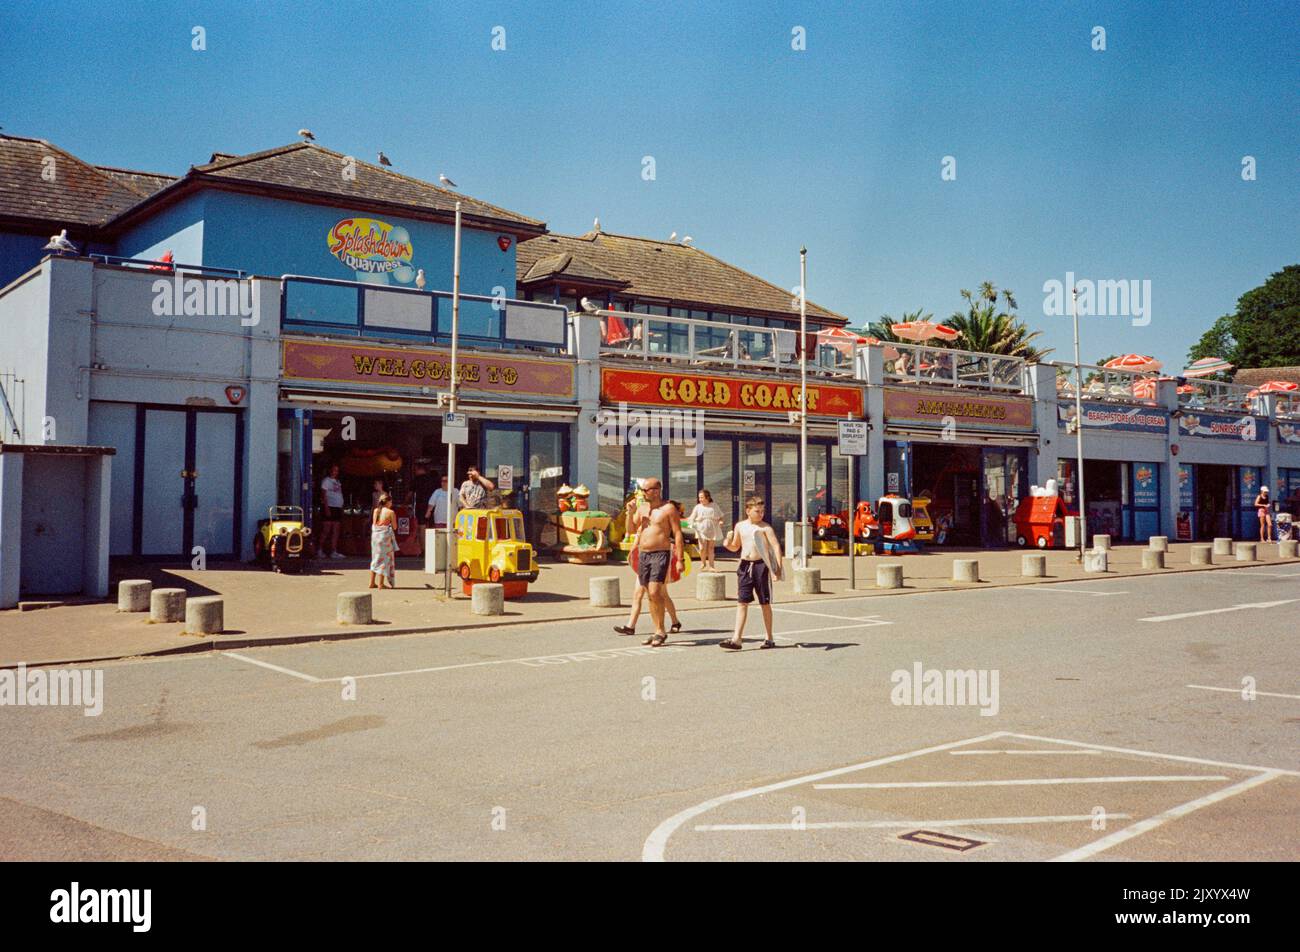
[1253,380,1299,394]
[1104,354,1164,373]
[890,320,960,343]
[1180,356,1233,378]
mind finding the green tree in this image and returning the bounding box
[945,284,1051,360]
[1186,265,1300,371]
[865,309,932,342]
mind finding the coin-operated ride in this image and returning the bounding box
[1013,479,1069,548]
[254,505,314,573]
[910,494,935,543]
[812,508,849,555]
[844,494,921,554]
[607,485,700,563]
[552,484,612,564]
[454,507,539,598]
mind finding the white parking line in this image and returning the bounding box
[814,775,1229,790]
[1004,732,1300,776]
[1187,684,1300,700]
[695,814,1132,832]
[1050,771,1282,862]
[221,651,320,683]
[1016,588,1129,597]
[950,749,1102,756]
[1142,599,1298,622]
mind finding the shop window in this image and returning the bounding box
[629,444,663,491]
[598,441,625,513]
[830,446,850,512]
[703,439,735,527]
[770,442,800,537]
[805,443,829,518]
[667,442,699,510]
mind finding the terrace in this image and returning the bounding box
[1054,363,1161,406]
[881,341,1028,393]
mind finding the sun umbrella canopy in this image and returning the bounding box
[816,326,868,355]
[1104,354,1163,373]
[891,320,960,343]
[1131,378,1158,400]
[1181,356,1234,378]
[1255,380,1299,393]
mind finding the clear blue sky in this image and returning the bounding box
[2,0,1296,368]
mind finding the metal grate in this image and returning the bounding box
[898,829,986,852]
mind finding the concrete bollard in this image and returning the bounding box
[877,563,904,589]
[1235,543,1257,562]
[149,588,186,623]
[1190,545,1213,565]
[1148,536,1168,553]
[1093,534,1112,551]
[1213,537,1233,556]
[337,591,373,625]
[185,596,224,635]
[1083,549,1108,573]
[1141,549,1165,570]
[696,572,727,601]
[952,559,980,583]
[117,579,152,612]
[589,576,621,608]
[1021,554,1047,577]
[1279,539,1299,559]
[472,583,505,616]
[793,567,821,594]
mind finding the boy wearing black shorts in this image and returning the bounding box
[720,495,783,650]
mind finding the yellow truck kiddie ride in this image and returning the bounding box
[454,507,539,597]
[253,505,314,573]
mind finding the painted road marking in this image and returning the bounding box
[773,606,890,622]
[221,652,320,683]
[1142,599,1298,622]
[950,749,1102,756]
[1016,587,1129,597]
[1187,684,1300,700]
[814,775,1229,790]
[1003,732,1300,777]
[1049,771,1282,862]
[694,814,1132,832]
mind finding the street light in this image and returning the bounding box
[799,245,808,569]
[444,201,462,597]
[1071,284,1088,562]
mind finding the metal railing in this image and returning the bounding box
[596,310,849,375]
[1054,363,1160,405]
[90,254,247,278]
[1176,378,1261,415]
[882,341,1027,393]
[280,275,569,352]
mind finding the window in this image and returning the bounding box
[599,442,624,513]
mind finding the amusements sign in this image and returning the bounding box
[601,368,864,418]
[1058,402,1168,434]
[1176,411,1266,442]
[884,388,1033,432]
[282,339,575,398]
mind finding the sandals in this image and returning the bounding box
[670,621,682,634]
[719,638,742,650]
[613,625,636,636]
[760,639,777,650]
[643,633,669,647]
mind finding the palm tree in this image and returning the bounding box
[945,282,1051,360]
[865,309,933,342]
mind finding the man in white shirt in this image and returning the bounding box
[424,475,450,528]
[319,464,345,559]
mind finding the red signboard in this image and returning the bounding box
[282,338,575,398]
[601,367,864,418]
[883,387,1034,431]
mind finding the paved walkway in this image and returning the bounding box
[3,542,1295,667]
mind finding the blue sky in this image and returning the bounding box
[2,0,1296,368]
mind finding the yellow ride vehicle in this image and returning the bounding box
[911,495,935,543]
[254,505,313,573]
[454,507,539,597]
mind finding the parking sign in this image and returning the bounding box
[837,420,868,456]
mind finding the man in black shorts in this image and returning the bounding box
[628,477,683,647]
[720,495,783,650]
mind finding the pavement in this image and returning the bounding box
[0,561,1296,860]
[1,541,1296,668]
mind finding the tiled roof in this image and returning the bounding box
[1235,366,1300,386]
[0,134,146,228]
[520,251,627,286]
[179,142,546,234]
[94,165,178,197]
[516,230,847,324]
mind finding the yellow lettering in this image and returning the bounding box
[659,377,677,402]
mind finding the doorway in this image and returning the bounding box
[1195,464,1234,540]
[481,422,570,544]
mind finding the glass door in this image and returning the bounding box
[481,422,569,545]
[769,440,799,540]
[739,440,770,528]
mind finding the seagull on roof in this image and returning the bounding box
[43,229,78,254]
[415,269,426,290]
[377,151,392,167]
[668,231,677,242]
[580,297,601,313]
[682,236,693,245]
[438,173,458,188]
[298,129,315,142]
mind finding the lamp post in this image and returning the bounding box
[1071,284,1087,562]
[799,245,809,569]
[444,202,462,597]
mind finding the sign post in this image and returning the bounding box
[838,418,868,590]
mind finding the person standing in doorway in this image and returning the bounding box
[719,495,783,650]
[629,477,683,648]
[689,489,724,571]
[319,463,345,559]
[1256,485,1273,543]
[369,492,397,589]
[424,475,450,528]
[460,466,495,510]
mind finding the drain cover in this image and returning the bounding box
[898,829,986,852]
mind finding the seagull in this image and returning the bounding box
[298,129,315,141]
[415,269,426,290]
[438,173,457,188]
[43,229,78,254]
[377,151,392,167]
[593,217,601,232]
[668,231,677,242]
[580,297,601,313]
[681,236,693,245]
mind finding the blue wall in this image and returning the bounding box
[115,192,206,266]
[0,233,113,289]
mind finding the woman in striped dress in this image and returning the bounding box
[369,493,397,589]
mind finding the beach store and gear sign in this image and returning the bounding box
[1058,402,1169,434]
[884,388,1033,432]
[282,339,575,398]
[601,368,864,417]
[1176,411,1266,442]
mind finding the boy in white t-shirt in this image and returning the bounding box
[719,495,783,650]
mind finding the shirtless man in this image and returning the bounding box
[628,477,683,647]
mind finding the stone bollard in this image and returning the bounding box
[150,588,186,623]
[877,563,904,589]
[1141,549,1165,570]
[1148,536,1168,553]
[1093,534,1112,551]
[793,567,821,594]
[1279,539,1299,559]
[1083,549,1108,573]
[1235,543,1257,562]
[117,579,152,612]
[337,591,373,625]
[1213,537,1234,556]
[472,583,505,616]
[952,559,980,583]
[589,576,621,608]
[1190,545,1213,565]
[1021,554,1047,577]
[696,572,727,601]
[185,596,224,635]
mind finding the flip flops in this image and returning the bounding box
[719,639,742,650]
[613,625,636,636]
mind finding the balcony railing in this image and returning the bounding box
[1055,363,1160,405]
[882,341,1027,393]
[1177,378,1269,415]
[280,275,569,352]
[597,310,849,375]
[90,254,248,278]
